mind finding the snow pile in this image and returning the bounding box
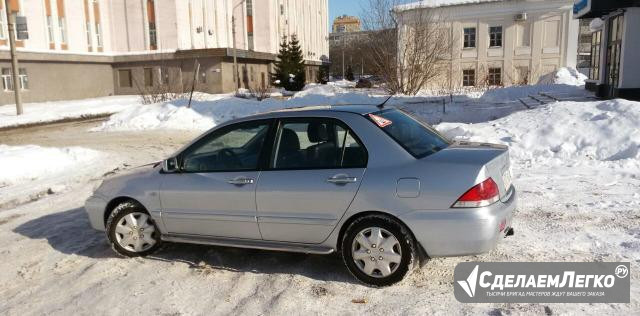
[0,95,142,129]
[0,145,102,186]
[437,99,640,166]
[91,102,216,131]
[480,67,588,103]
[537,67,587,86]
[94,84,382,132]
[395,0,500,10]
[551,67,588,86]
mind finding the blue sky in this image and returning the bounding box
[329,0,366,25]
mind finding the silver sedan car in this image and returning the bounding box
[85,105,516,286]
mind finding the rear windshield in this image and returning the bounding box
[367,109,450,158]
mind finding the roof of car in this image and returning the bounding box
[273,104,390,115]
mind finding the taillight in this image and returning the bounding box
[452,178,500,208]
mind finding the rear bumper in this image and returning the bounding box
[85,195,108,231]
[399,188,516,257]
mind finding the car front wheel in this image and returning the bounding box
[341,214,417,286]
[106,202,162,257]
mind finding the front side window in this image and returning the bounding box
[489,26,502,47]
[463,27,476,48]
[271,119,367,169]
[182,121,270,172]
[368,109,449,158]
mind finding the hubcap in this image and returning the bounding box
[351,227,402,278]
[114,212,156,252]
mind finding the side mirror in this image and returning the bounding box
[162,157,179,173]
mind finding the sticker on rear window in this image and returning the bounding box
[369,114,392,128]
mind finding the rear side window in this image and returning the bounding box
[368,109,449,158]
[271,118,367,169]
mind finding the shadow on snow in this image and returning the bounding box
[13,207,357,284]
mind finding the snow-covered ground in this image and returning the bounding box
[0,69,638,314]
[0,95,142,129]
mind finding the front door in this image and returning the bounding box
[605,14,624,97]
[159,120,272,239]
[256,118,368,243]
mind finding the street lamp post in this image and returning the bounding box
[4,0,22,115]
[232,0,245,93]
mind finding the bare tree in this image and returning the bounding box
[361,0,453,95]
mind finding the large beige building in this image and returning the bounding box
[396,0,579,89]
[0,0,328,104]
[332,15,361,33]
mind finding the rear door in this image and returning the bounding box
[256,117,368,243]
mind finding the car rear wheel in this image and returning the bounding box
[106,202,161,257]
[341,214,417,286]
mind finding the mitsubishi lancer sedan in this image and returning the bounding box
[85,105,516,286]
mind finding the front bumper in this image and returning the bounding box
[399,188,516,257]
[85,195,108,231]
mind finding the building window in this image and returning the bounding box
[463,27,476,48]
[149,22,157,48]
[515,66,529,85]
[2,68,28,91]
[489,26,502,47]
[159,67,169,85]
[462,69,475,86]
[590,30,601,81]
[47,16,55,44]
[488,67,502,86]
[118,69,132,88]
[0,9,6,39]
[85,21,92,48]
[516,23,530,47]
[246,0,254,50]
[58,17,67,43]
[95,23,103,47]
[144,68,153,87]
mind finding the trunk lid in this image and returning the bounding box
[426,141,513,202]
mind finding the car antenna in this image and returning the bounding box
[377,95,393,109]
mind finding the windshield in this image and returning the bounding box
[368,109,450,158]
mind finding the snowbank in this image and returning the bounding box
[0,145,102,186]
[93,85,383,132]
[537,67,587,86]
[437,99,640,166]
[0,96,142,129]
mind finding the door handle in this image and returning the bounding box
[227,177,255,185]
[327,174,358,184]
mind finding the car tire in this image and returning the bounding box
[341,214,417,287]
[106,202,162,257]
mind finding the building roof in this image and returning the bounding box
[395,0,503,11]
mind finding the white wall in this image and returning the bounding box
[619,7,640,89]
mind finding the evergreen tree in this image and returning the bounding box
[346,65,355,81]
[316,65,329,84]
[286,35,306,91]
[271,36,290,88]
